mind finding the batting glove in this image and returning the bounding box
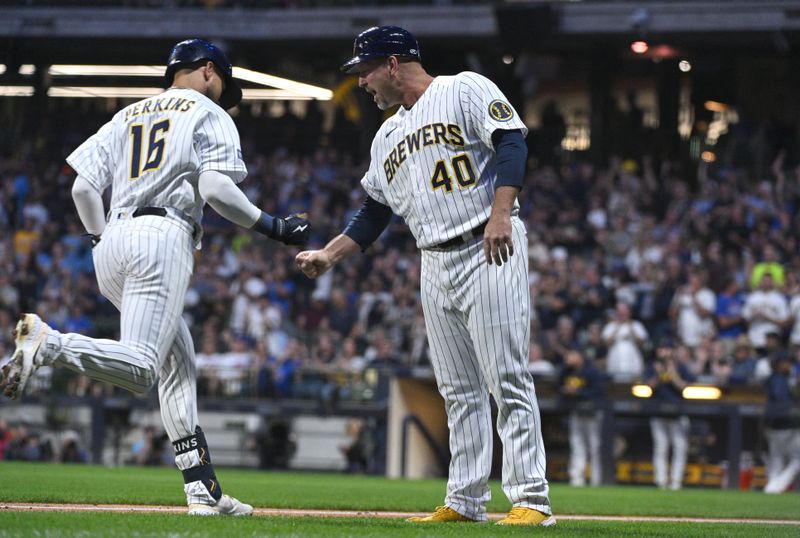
[254,211,310,246]
[273,213,310,246]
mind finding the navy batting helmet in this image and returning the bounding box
[340,25,421,74]
[165,38,242,109]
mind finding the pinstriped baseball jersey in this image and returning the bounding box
[355,69,551,520]
[66,87,246,227]
[361,72,527,248]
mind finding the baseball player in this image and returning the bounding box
[558,348,606,487]
[0,38,309,515]
[296,26,554,526]
[645,340,694,490]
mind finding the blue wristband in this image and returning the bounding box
[252,211,277,237]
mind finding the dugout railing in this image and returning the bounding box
[1,373,797,490]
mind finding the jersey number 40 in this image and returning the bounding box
[129,119,171,180]
[430,153,476,193]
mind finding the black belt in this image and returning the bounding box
[132,207,168,218]
[429,221,487,251]
[130,206,199,241]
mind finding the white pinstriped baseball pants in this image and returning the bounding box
[420,216,551,521]
[48,211,198,441]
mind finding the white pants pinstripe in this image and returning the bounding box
[50,212,198,441]
[420,216,550,521]
[764,428,800,493]
[650,416,689,489]
[568,411,602,486]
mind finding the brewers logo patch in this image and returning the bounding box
[489,99,514,121]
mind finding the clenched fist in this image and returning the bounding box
[296,249,334,279]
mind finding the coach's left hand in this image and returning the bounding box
[483,211,513,266]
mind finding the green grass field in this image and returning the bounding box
[1,462,798,537]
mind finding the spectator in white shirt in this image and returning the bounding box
[602,301,648,380]
[742,273,789,355]
[669,268,716,348]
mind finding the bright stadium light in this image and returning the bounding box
[48,65,164,77]
[631,384,653,398]
[678,60,692,72]
[47,86,315,101]
[233,67,332,100]
[682,386,722,400]
[631,40,649,54]
[48,86,163,99]
[13,64,332,101]
[701,151,716,163]
[0,65,6,75]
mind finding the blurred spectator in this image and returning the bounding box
[335,337,367,374]
[728,335,757,385]
[559,349,606,487]
[742,273,788,355]
[274,337,303,398]
[129,425,168,466]
[669,268,716,349]
[763,354,800,494]
[787,276,800,352]
[59,431,88,463]
[750,242,785,290]
[5,425,53,462]
[528,342,556,377]
[602,301,648,380]
[581,321,608,364]
[645,341,694,490]
[339,418,372,473]
[0,419,11,460]
[546,315,579,367]
[715,276,747,352]
[755,331,788,382]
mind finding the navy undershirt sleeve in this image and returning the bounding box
[492,129,527,190]
[343,195,394,251]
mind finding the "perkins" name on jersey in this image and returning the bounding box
[383,122,465,183]
[124,97,197,122]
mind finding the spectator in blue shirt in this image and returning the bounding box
[715,276,747,349]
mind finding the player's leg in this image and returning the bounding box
[764,428,794,493]
[766,429,800,493]
[160,319,252,515]
[668,416,689,490]
[588,412,603,486]
[45,219,191,393]
[650,417,669,488]
[466,217,551,518]
[412,252,491,522]
[568,412,587,486]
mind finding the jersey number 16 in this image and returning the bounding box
[129,119,170,180]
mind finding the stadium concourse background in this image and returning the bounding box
[0,0,798,495]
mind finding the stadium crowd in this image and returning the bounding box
[0,93,799,491]
[1,97,800,403]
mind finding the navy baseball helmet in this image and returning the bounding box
[165,38,242,109]
[340,25,421,74]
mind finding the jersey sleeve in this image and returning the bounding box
[458,71,528,148]
[66,120,115,192]
[359,139,389,205]
[194,108,247,183]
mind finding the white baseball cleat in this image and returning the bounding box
[188,495,254,516]
[1,314,50,400]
